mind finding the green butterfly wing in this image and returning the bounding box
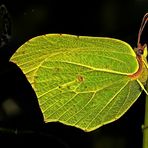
[11,34,147,131]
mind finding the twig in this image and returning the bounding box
[143,82,148,148]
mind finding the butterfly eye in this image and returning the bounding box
[137,48,144,56]
[0,4,11,48]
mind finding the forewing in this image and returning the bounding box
[11,34,142,131]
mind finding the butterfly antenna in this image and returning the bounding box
[137,13,148,47]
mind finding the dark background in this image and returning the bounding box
[0,0,148,147]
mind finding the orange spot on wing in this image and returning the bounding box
[77,75,84,82]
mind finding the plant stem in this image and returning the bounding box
[143,82,148,148]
